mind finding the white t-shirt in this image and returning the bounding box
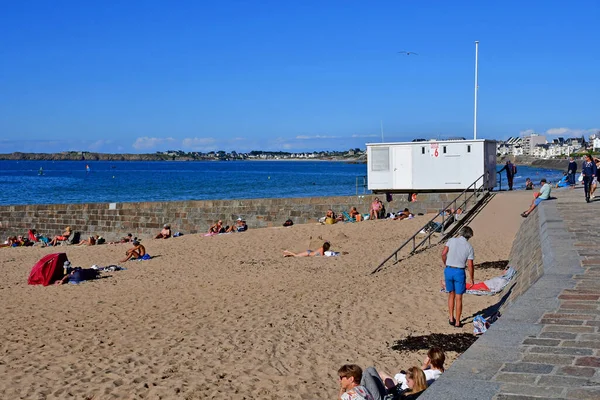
[394,369,442,390]
[445,236,474,269]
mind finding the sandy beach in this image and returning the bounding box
[0,190,533,399]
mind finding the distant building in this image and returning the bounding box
[522,133,547,155]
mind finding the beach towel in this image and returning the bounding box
[324,251,340,257]
[441,267,517,295]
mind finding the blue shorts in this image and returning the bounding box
[534,197,546,206]
[445,267,466,295]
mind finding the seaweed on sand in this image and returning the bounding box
[391,333,478,353]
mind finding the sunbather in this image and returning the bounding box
[155,224,172,239]
[283,241,330,257]
[394,208,413,220]
[349,206,362,221]
[369,198,382,220]
[209,220,225,234]
[50,226,72,246]
[55,267,100,285]
[77,235,98,246]
[120,240,147,262]
[337,364,374,400]
[226,218,248,232]
[378,348,445,391]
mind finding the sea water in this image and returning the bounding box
[0,160,565,206]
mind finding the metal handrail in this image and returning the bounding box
[371,173,491,274]
[355,175,368,195]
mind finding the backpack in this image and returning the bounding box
[283,219,294,227]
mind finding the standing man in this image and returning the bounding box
[568,156,577,188]
[441,226,474,328]
[499,160,517,190]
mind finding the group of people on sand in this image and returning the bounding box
[208,218,248,234]
[321,202,416,225]
[337,347,446,400]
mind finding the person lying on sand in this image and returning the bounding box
[55,267,99,285]
[120,240,147,262]
[394,208,413,220]
[378,347,446,391]
[77,235,97,246]
[283,241,330,257]
[155,224,172,239]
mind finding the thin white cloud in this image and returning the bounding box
[295,135,340,140]
[519,129,535,136]
[181,137,217,151]
[352,134,379,138]
[545,127,599,137]
[132,137,177,150]
[88,139,114,151]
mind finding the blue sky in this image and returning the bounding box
[1,0,598,153]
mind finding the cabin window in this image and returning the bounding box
[421,147,425,154]
[371,147,390,171]
[443,146,447,154]
[467,145,471,153]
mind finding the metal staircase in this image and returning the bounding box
[371,173,494,274]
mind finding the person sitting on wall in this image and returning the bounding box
[521,178,551,218]
[50,226,72,246]
[394,208,413,220]
[120,240,148,262]
[155,224,172,239]
[283,241,331,257]
[209,220,225,234]
[369,197,382,220]
[226,218,248,232]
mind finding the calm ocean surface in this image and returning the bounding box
[0,160,565,206]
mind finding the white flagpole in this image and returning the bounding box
[474,41,479,140]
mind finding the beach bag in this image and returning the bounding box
[473,315,489,335]
[283,219,294,227]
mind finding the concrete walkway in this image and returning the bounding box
[421,187,600,400]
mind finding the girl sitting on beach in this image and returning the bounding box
[283,241,330,257]
[378,347,445,392]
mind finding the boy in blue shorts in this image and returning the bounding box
[441,226,475,328]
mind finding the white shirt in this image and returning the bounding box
[445,236,474,268]
[394,369,442,390]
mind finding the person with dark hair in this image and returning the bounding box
[498,160,517,190]
[521,178,551,217]
[337,364,374,400]
[394,208,413,220]
[567,156,577,187]
[582,155,597,203]
[441,226,474,328]
[120,240,147,262]
[283,241,330,257]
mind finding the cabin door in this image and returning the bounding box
[392,147,412,189]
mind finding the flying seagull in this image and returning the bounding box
[398,51,418,56]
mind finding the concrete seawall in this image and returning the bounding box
[0,192,463,239]
[421,189,599,399]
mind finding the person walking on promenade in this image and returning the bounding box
[582,154,597,203]
[441,226,474,328]
[567,156,577,188]
[499,160,517,190]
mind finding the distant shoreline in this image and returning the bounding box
[0,152,366,163]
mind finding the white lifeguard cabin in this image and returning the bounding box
[367,139,497,192]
